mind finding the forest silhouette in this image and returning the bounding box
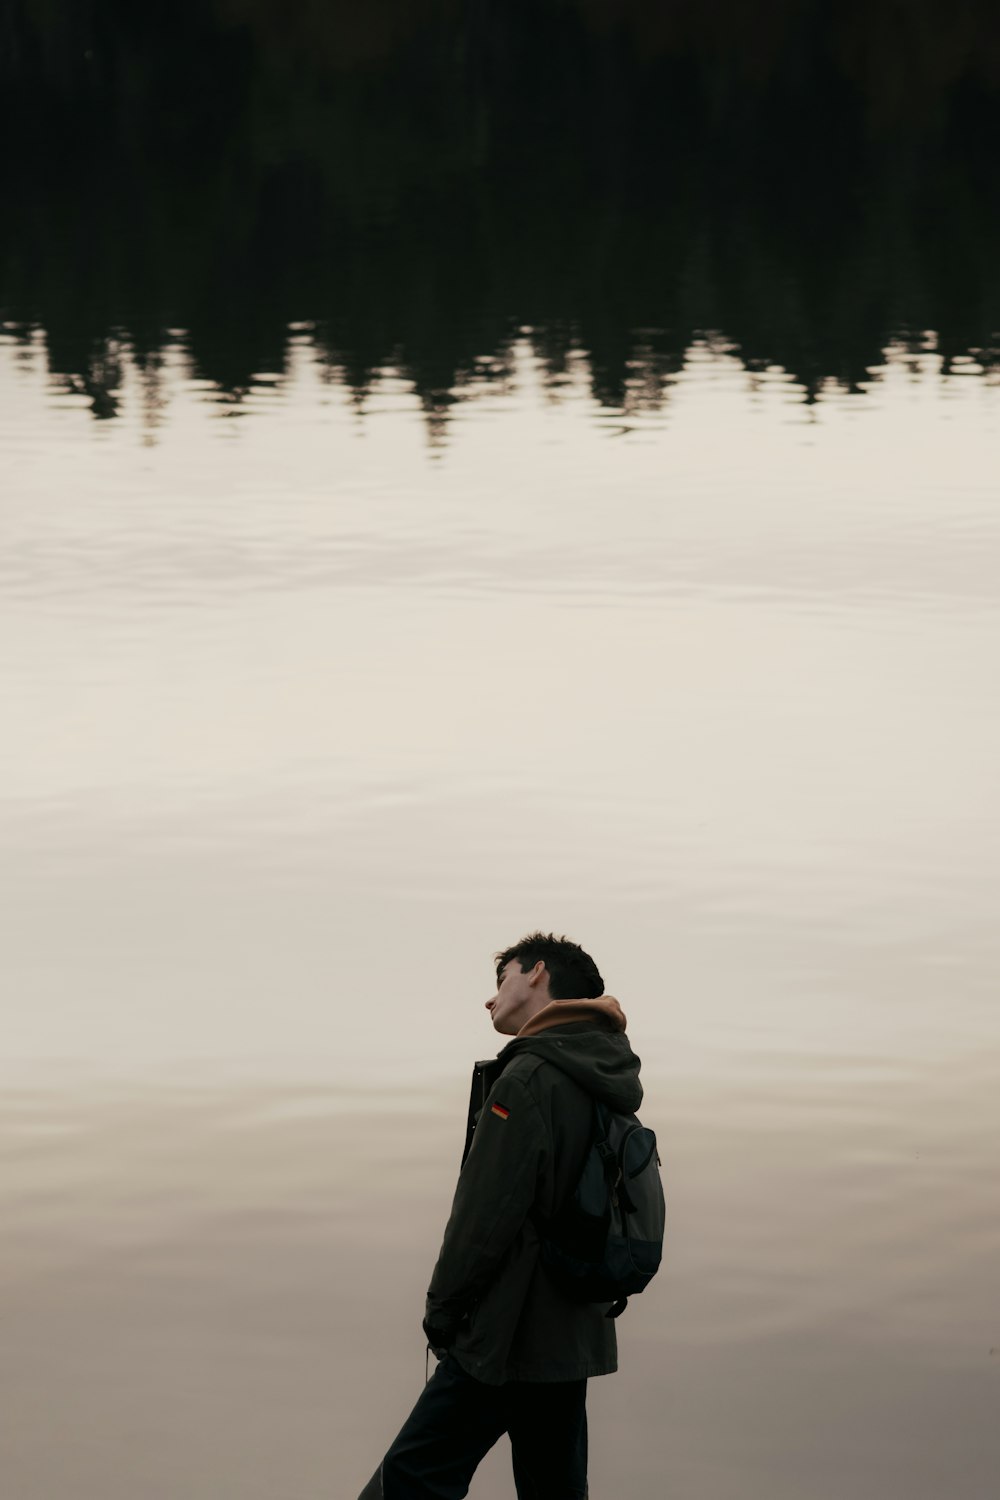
[2,0,998,430]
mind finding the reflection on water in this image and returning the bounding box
[4,313,1000,1493]
[3,2,1000,434]
[5,322,999,448]
[4,1066,999,1500]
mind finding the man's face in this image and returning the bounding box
[485,959,540,1037]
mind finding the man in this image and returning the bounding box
[357,930,645,1499]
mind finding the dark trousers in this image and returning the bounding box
[357,1353,588,1499]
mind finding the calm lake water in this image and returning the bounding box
[4,296,1000,1495]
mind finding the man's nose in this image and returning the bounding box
[485,998,495,1012]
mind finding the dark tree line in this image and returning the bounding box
[2,0,998,429]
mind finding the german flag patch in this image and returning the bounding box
[491,1103,510,1120]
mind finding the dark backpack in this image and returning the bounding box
[537,1100,665,1318]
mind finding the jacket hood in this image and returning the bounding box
[496,995,643,1114]
[516,995,627,1037]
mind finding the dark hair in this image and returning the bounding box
[494,931,604,1001]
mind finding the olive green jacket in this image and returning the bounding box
[424,999,644,1385]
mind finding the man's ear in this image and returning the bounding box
[528,960,546,986]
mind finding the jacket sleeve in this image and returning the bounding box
[424,1071,545,1340]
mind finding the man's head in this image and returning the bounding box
[485,931,605,1036]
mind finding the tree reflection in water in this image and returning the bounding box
[2,0,998,433]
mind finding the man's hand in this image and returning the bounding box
[422,1315,457,1358]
